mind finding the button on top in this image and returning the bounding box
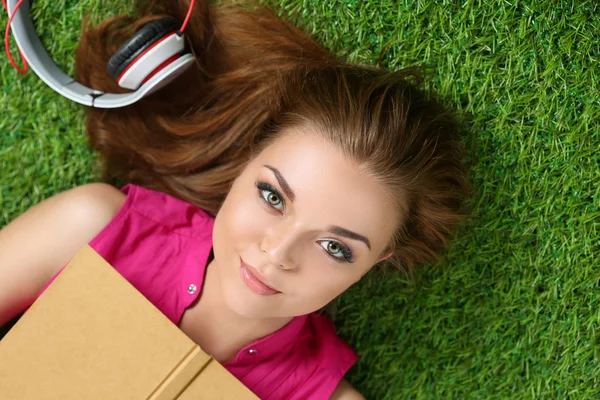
[187,283,197,294]
[248,349,258,355]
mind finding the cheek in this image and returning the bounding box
[300,257,358,295]
[218,186,264,247]
[294,268,355,313]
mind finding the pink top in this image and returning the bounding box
[40,184,358,399]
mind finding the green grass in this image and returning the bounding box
[2,0,599,398]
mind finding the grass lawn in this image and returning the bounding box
[1,0,599,398]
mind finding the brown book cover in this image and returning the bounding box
[0,245,258,400]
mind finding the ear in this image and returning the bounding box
[377,250,393,264]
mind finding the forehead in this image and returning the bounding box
[251,132,399,251]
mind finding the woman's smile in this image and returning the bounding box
[239,257,282,296]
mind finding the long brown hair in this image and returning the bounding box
[75,0,471,273]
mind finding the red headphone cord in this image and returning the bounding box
[180,0,195,34]
[2,0,28,74]
[2,0,195,75]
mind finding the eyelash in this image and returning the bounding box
[317,240,354,263]
[256,182,284,211]
[255,181,354,263]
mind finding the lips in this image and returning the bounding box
[240,258,281,296]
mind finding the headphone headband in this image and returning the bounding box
[6,0,194,108]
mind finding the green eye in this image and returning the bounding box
[266,192,281,206]
[327,242,341,255]
[256,182,284,211]
[318,240,354,263]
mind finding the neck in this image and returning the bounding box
[181,257,293,364]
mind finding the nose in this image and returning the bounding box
[260,221,298,270]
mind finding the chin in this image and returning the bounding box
[223,284,279,319]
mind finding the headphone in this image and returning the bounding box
[4,0,196,108]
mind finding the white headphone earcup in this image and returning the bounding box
[142,54,195,96]
[117,33,188,90]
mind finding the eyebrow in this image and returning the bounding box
[327,225,371,250]
[263,165,371,250]
[264,165,296,202]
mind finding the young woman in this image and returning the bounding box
[0,0,471,398]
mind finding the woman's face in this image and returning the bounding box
[212,130,400,319]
